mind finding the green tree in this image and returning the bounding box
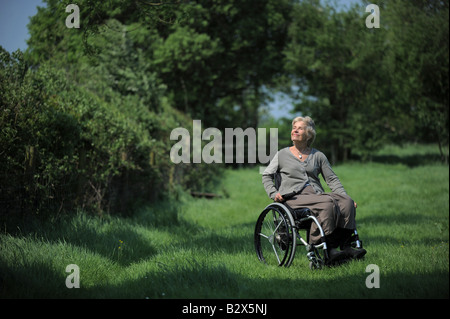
[284,0,448,162]
[285,1,392,162]
[7,0,234,219]
[383,0,449,162]
[26,0,293,132]
[149,0,293,130]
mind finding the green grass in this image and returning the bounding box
[1,145,449,299]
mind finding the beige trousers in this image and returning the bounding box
[285,186,356,244]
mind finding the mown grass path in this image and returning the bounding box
[1,160,448,299]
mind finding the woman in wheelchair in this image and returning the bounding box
[261,116,366,263]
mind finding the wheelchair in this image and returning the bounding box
[254,186,363,269]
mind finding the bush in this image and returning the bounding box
[1,47,221,222]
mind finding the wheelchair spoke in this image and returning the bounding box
[258,232,269,240]
[271,242,281,264]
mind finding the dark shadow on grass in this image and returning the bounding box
[1,201,184,267]
[80,260,449,299]
[3,252,447,298]
[0,259,69,298]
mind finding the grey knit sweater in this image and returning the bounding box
[262,147,347,200]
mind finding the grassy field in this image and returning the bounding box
[1,145,448,299]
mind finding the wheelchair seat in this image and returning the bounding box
[290,207,312,221]
[287,206,314,232]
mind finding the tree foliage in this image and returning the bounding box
[383,0,449,161]
[283,0,448,162]
[1,0,448,220]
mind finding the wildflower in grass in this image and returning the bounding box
[117,240,125,261]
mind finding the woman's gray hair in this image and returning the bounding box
[292,116,316,147]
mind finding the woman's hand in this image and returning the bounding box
[274,193,284,202]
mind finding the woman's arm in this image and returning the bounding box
[262,152,279,200]
[318,152,347,195]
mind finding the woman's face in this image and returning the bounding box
[291,121,309,144]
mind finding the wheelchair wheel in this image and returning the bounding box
[307,248,325,270]
[254,204,297,267]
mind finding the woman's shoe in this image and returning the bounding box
[338,228,367,260]
[342,246,366,259]
[328,248,347,262]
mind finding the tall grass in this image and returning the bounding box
[1,145,448,299]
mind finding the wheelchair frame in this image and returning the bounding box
[254,201,362,269]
